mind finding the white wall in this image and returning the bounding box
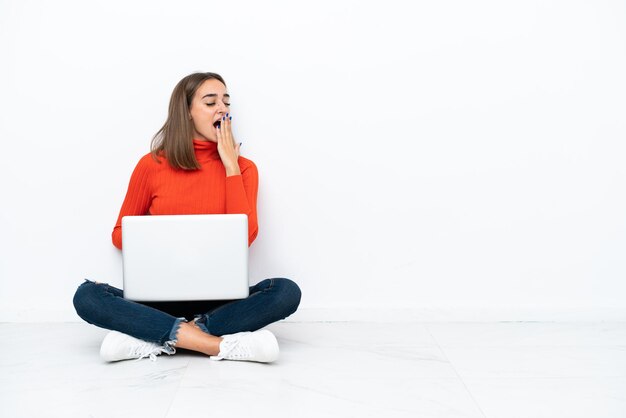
[1,0,625,322]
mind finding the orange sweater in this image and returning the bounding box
[112,139,258,249]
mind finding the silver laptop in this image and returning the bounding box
[121,214,249,301]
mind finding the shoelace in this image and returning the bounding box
[129,341,167,362]
[219,335,254,360]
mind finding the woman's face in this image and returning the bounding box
[189,79,231,142]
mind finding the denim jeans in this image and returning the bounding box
[72,277,302,354]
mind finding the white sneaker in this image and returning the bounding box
[210,329,279,363]
[100,330,172,362]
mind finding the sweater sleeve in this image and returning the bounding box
[225,159,259,247]
[111,156,153,250]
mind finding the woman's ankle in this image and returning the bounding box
[174,321,223,356]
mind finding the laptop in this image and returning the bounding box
[121,214,250,302]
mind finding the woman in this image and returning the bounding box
[72,72,302,363]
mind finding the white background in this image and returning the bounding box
[1,0,624,321]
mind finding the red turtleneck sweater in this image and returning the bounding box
[112,139,258,249]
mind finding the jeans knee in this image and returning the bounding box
[72,282,99,323]
[273,278,301,315]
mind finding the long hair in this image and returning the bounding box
[150,72,227,170]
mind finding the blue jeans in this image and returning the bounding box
[72,277,302,354]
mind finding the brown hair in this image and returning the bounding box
[150,72,227,170]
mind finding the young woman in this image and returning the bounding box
[72,72,302,363]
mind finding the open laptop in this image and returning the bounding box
[121,214,249,302]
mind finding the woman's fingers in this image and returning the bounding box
[216,113,240,163]
[225,114,238,150]
[216,117,222,144]
[222,116,230,145]
[226,114,235,147]
[228,115,239,157]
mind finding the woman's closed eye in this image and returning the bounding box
[206,103,231,107]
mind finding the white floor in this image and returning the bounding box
[1,321,625,418]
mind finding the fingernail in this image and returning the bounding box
[226,113,229,117]
[239,142,242,146]
[222,116,225,121]
[229,116,232,120]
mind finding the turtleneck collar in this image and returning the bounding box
[192,138,220,162]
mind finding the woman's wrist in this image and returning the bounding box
[225,166,241,177]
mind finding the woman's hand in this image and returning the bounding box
[216,113,242,176]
